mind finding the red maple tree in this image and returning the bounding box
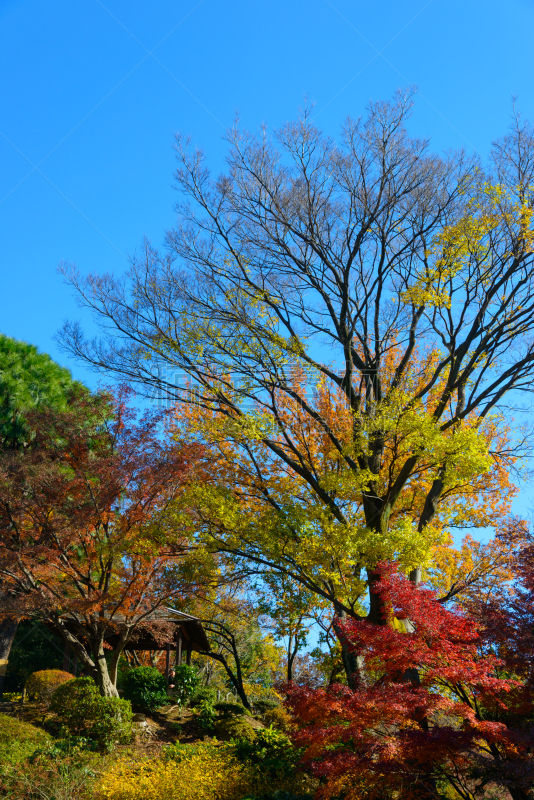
[285,561,534,800]
[0,386,202,696]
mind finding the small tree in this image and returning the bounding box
[285,563,533,800]
[0,335,84,694]
[0,387,201,696]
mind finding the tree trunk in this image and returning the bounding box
[0,618,18,696]
[333,611,364,690]
[92,645,120,698]
[199,650,251,710]
[287,635,297,682]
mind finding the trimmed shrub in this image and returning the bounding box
[172,664,200,705]
[214,716,256,743]
[25,669,74,705]
[121,666,168,713]
[50,677,133,750]
[0,712,52,765]
[233,727,299,780]
[262,705,294,732]
[214,701,247,717]
[188,685,217,707]
[253,699,279,715]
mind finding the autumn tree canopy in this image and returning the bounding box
[59,93,534,682]
[0,386,202,696]
[0,336,86,695]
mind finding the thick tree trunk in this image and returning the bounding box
[0,618,18,696]
[333,610,364,690]
[92,646,120,698]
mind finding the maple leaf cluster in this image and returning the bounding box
[285,551,534,800]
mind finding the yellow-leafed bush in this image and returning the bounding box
[25,669,74,704]
[98,743,306,800]
[262,705,294,732]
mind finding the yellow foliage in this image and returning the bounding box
[98,744,304,800]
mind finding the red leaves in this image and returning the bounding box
[0,386,203,690]
[284,562,531,800]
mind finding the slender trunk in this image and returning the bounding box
[287,634,297,682]
[0,618,18,696]
[200,651,251,710]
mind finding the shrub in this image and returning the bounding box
[214,701,247,717]
[214,716,256,743]
[0,712,52,766]
[25,669,74,705]
[198,699,217,731]
[172,664,200,705]
[262,705,294,732]
[98,743,309,800]
[188,685,217,707]
[121,666,168,713]
[234,727,299,780]
[1,744,101,800]
[50,677,133,750]
[253,699,279,715]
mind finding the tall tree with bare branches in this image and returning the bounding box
[59,92,534,684]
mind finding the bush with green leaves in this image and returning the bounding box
[50,677,133,750]
[253,699,279,715]
[215,716,256,743]
[121,666,168,712]
[214,701,247,717]
[198,699,217,731]
[234,727,300,780]
[172,664,200,705]
[188,685,217,707]
[0,713,52,766]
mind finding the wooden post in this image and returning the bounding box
[165,643,171,685]
[176,628,182,667]
[186,648,191,666]
[62,642,71,672]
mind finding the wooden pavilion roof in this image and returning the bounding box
[56,608,210,653]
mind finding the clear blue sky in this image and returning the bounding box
[3,0,533,374]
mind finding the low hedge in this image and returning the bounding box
[0,713,52,766]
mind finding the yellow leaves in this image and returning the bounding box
[401,182,534,309]
[350,518,446,575]
[98,743,307,800]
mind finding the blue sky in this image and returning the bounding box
[2,0,534,377]
[2,0,534,522]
